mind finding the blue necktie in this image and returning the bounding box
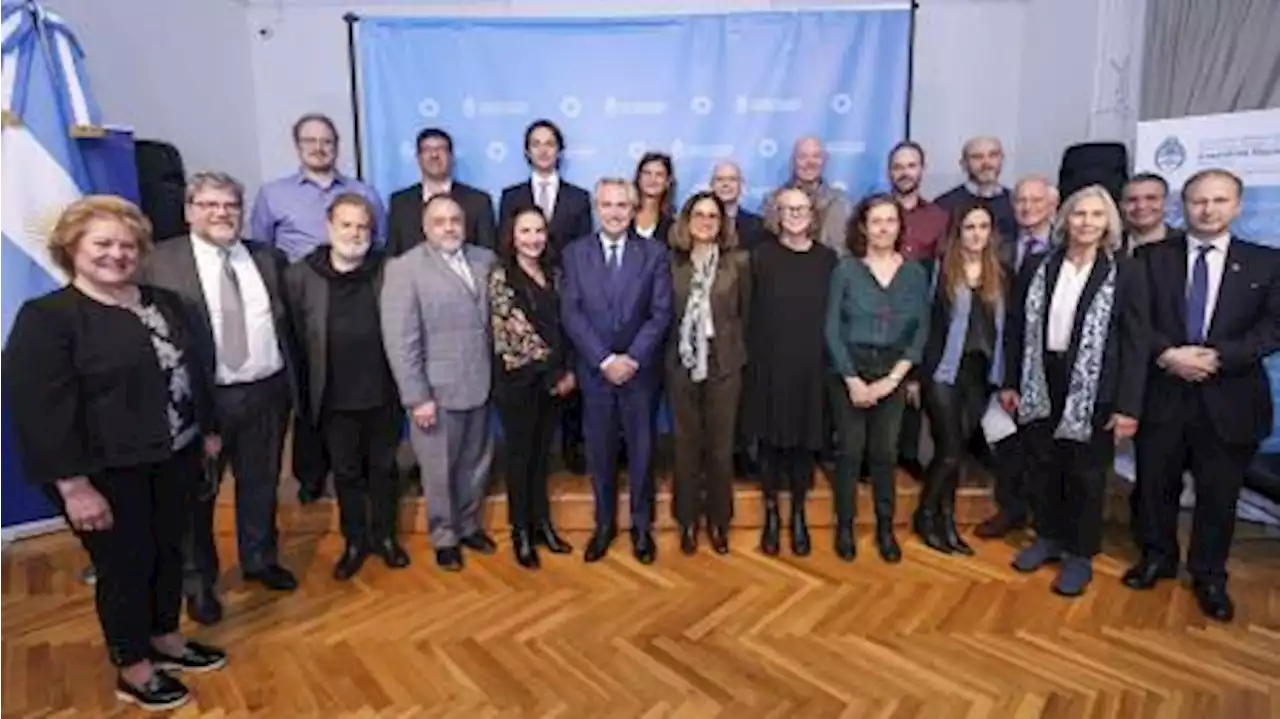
[607,242,621,273]
[1186,244,1212,343]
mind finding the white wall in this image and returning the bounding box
[46,0,262,197]
[48,0,1143,201]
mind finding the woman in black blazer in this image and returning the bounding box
[490,205,577,568]
[2,196,226,711]
[1000,185,1149,597]
[632,151,676,243]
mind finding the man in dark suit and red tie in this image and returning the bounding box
[560,178,673,565]
[1127,169,1280,622]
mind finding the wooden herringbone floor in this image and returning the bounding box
[5,521,1280,718]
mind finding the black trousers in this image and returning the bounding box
[186,372,290,592]
[991,431,1031,521]
[921,354,989,512]
[49,442,198,667]
[828,347,908,525]
[323,404,401,544]
[1022,353,1112,557]
[292,410,329,495]
[669,359,741,531]
[759,444,815,499]
[497,380,559,529]
[1135,394,1255,585]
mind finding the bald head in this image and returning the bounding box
[961,136,1004,187]
[1013,174,1057,235]
[792,136,826,185]
[710,160,744,207]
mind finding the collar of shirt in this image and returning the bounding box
[294,169,346,190]
[1187,232,1230,254]
[422,180,453,200]
[532,171,560,188]
[190,233,245,259]
[964,181,1005,199]
[599,231,627,250]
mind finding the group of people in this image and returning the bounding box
[3,112,1277,712]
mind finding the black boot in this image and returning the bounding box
[914,465,953,555]
[760,492,781,556]
[535,521,573,554]
[941,473,975,556]
[876,519,902,564]
[680,525,698,556]
[835,523,856,561]
[790,493,811,557]
[512,527,540,569]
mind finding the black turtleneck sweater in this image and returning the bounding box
[306,248,396,412]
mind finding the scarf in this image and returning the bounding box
[1017,254,1116,442]
[678,246,719,382]
[932,282,1005,387]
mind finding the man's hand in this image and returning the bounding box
[999,390,1020,415]
[202,434,222,459]
[1160,346,1219,382]
[1106,413,1139,442]
[412,401,438,430]
[608,355,639,385]
[57,477,113,533]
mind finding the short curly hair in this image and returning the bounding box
[47,195,154,276]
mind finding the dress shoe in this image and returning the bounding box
[149,640,228,674]
[115,670,190,711]
[875,522,902,564]
[1193,582,1235,622]
[1121,557,1178,590]
[535,521,573,554]
[708,526,730,555]
[974,511,1027,539]
[583,529,615,563]
[1051,554,1093,597]
[374,537,411,569]
[941,513,975,556]
[184,587,223,627]
[512,527,540,569]
[333,543,367,581]
[680,526,698,556]
[632,530,657,565]
[436,547,464,572]
[1012,538,1062,573]
[760,495,782,556]
[835,524,856,562]
[243,565,298,591]
[460,532,498,555]
[914,512,952,555]
[791,505,812,557]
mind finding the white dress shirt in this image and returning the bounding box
[1186,232,1231,333]
[421,179,453,202]
[532,171,559,217]
[1047,258,1095,352]
[189,235,284,385]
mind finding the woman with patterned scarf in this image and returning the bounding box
[1000,184,1149,597]
[666,191,752,555]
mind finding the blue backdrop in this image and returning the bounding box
[357,10,911,211]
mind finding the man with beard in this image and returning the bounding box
[935,136,1016,242]
[762,137,852,257]
[388,128,497,254]
[1122,173,1175,255]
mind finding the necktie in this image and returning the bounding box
[536,181,552,218]
[448,251,475,292]
[1019,235,1044,270]
[218,248,249,370]
[1186,244,1212,343]
[607,242,621,272]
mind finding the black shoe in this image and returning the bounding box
[184,587,222,627]
[584,529,615,563]
[941,513,975,556]
[460,532,498,555]
[835,524,856,562]
[876,523,902,564]
[513,527,540,569]
[115,670,189,711]
[914,512,952,555]
[1121,557,1178,590]
[333,543,367,581]
[791,505,812,557]
[1193,581,1235,622]
[297,482,323,505]
[374,537,411,569]
[709,526,730,555]
[150,640,228,674]
[760,495,781,556]
[680,525,698,556]
[633,529,657,565]
[243,565,298,591]
[436,547,464,572]
[974,511,1026,539]
[535,522,573,554]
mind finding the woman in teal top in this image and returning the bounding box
[824,194,930,563]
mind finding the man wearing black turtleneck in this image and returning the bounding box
[285,193,409,580]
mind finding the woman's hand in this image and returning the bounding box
[1106,414,1139,442]
[999,390,1020,415]
[868,376,900,404]
[203,434,222,459]
[553,372,577,397]
[57,477,113,533]
[904,381,921,408]
[846,377,874,408]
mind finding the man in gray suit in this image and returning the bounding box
[381,194,497,571]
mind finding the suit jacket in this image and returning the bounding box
[665,248,752,378]
[1137,234,1280,445]
[387,181,497,256]
[734,209,769,252]
[498,179,593,255]
[138,236,300,408]
[1003,248,1149,425]
[560,231,673,388]
[917,276,1001,385]
[284,251,390,423]
[380,242,496,411]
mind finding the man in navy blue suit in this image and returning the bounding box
[561,177,673,564]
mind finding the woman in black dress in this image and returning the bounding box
[744,188,839,557]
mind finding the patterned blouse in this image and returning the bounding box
[128,298,198,451]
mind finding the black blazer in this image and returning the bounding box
[1003,248,1150,424]
[138,236,301,408]
[1,286,215,483]
[917,276,1001,385]
[387,181,496,255]
[1137,234,1280,445]
[734,208,769,252]
[498,179,593,255]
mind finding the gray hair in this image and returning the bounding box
[710,160,743,180]
[185,171,245,205]
[1052,184,1124,254]
[595,176,638,206]
[1013,173,1060,203]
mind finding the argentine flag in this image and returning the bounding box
[1,0,101,341]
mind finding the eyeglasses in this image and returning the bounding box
[190,201,242,213]
[780,206,812,217]
[691,211,721,221]
[298,137,335,148]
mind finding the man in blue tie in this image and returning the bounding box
[1127,169,1280,622]
[560,178,673,564]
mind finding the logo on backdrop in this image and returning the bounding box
[735,95,803,114]
[487,141,507,162]
[1155,136,1187,172]
[560,96,582,119]
[826,140,867,156]
[462,96,530,118]
[628,141,647,159]
[830,94,854,115]
[757,138,779,158]
[605,96,668,118]
[417,98,441,118]
[690,96,713,115]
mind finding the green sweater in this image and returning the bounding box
[824,257,931,378]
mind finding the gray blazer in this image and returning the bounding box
[380,242,496,412]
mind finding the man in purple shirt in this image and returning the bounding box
[250,113,387,263]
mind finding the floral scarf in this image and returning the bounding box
[678,246,719,382]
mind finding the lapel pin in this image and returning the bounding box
[1230,262,1241,272]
